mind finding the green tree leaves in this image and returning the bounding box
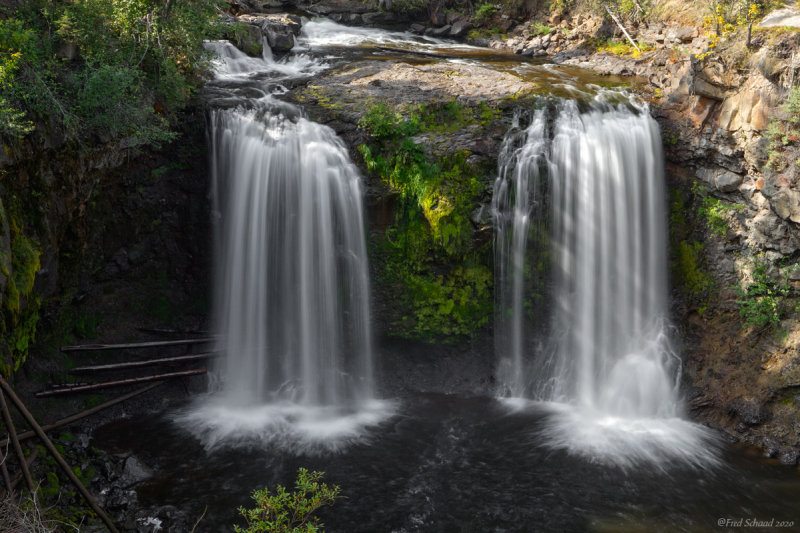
[234,469,341,533]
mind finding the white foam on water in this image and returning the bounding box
[176,398,397,454]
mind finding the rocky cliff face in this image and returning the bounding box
[0,108,211,384]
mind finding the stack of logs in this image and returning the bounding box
[0,335,218,531]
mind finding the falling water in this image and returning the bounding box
[178,33,392,451]
[492,110,550,398]
[494,99,718,466]
[208,106,375,408]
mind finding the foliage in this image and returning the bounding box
[476,2,499,20]
[552,0,651,20]
[669,187,713,314]
[697,1,777,58]
[674,240,713,302]
[735,260,793,329]
[0,0,225,144]
[595,38,653,57]
[0,490,79,533]
[765,87,800,173]
[358,101,496,341]
[0,200,42,376]
[693,182,745,236]
[234,469,340,533]
[530,22,552,36]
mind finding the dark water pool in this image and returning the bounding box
[94,393,800,532]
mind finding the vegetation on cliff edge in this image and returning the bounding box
[358,101,495,342]
[0,0,224,145]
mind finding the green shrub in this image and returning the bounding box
[735,260,792,329]
[0,0,224,143]
[765,87,800,172]
[475,2,498,20]
[693,182,744,236]
[234,469,340,533]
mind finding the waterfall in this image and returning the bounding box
[494,99,717,466]
[209,105,375,408]
[177,36,392,452]
[492,110,550,398]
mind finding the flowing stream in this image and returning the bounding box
[92,17,800,532]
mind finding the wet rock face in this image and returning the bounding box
[729,397,769,426]
[238,13,302,54]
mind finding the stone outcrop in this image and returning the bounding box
[237,13,302,55]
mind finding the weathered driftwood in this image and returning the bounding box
[70,352,220,373]
[0,390,34,494]
[1,382,164,448]
[604,5,641,53]
[0,447,39,498]
[61,337,215,352]
[0,443,13,497]
[0,376,120,533]
[137,327,211,336]
[35,369,206,397]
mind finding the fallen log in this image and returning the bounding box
[137,327,211,336]
[0,376,120,533]
[0,447,39,499]
[35,369,206,398]
[61,338,215,352]
[69,352,220,373]
[0,443,13,497]
[1,382,164,448]
[604,5,641,53]
[0,390,34,493]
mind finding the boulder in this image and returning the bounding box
[362,11,406,25]
[450,20,473,38]
[770,189,800,224]
[430,25,451,37]
[778,447,799,465]
[697,167,744,193]
[666,26,698,43]
[236,23,264,57]
[728,397,768,426]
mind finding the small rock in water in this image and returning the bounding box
[778,447,799,466]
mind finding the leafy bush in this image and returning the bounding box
[234,469,340,533]
[765,87,800,172]
[475,2,499,19]
[735,260,792,329]
[0,0,224,144]
[692,182,744,236]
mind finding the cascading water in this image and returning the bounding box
[208,107,375,408]
[492,110,550,398]
[494,99,718,467]
[178,32,392,451]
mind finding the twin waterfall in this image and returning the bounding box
[189,28,713,462]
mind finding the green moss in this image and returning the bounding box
[674,240,713,300]
[359,100,497,341]
[0,208,42,376]
[669,186,714,314]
